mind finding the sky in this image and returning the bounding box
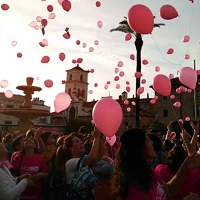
[0,0,199,112]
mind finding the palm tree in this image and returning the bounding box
[110,17,165,128]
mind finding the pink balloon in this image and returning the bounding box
[106,135,116,146]
[29,21,37,27]
[128,4,154,34]
[125,33,132,41]
[1,4,9,11]
[77,58,83,63]
[170,95,175,99]
[17,53,22,58]
[89,90,93,94]
[179,86,186,92]
[104,84,108,90]
[92,98,123,137]
[114,76,119,81]
[173,102,181,108]
[97,21,103,28]
[130,54,135,60]
[126,81,130,85]
[44,79,53,88]
[169,74,174,79]
[196,70,200,75]
[124,100,129,105]
[4,90,13,98]
[119,71,124,77]
[131,101,136,106]
[48,13,56,19]
[76,40,81,45]
[72,59,76,64]
[41,56,50,63]
[83,43,87,48]
[185,117,190,121]
[59,52,65,61]
[178,67,197,89]
[115,68,119,74]
[116,84,120,89]
[54,92,71,113]
[155,66,160,72]
[141,79,146,84]
[90,69,94,73]
[183,35,190,42]
[178,119,183,125]
[137,87,144,96]
[36,16,42,22]
[153,74,171,96]
[62,0,72,12]
[167,48,174,54]
[57,0,64,5]
[127,107,131,112]
[1,80,8,88]
[185,54,190,60]
[89,47,94,52]
[153,96,158,100]
[96,1,101,7]
[117,61,123,67]
[150,99,156,104]
[47,5,54,12]
[42,39,48,46]
[135,72,143,78]
[126,86,131,92]
[170,132,176,139]
[94,40,99,45]
[11,41,17,46]
[142,59,148,65]
[187,89,192,93]
[176,88,181,94]
[107,81,111,85]
[94,83,98,87]
[160,5,178,20]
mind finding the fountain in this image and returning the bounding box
[2,77,50,134]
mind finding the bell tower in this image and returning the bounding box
[65,64,89,102]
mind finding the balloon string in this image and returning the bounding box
[168,98,179,122]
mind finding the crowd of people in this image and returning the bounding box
[0,121,200,200]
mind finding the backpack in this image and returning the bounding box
[67,155,98,199]
[50,170,69,200]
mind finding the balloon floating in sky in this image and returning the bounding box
[125,33,132,41]
[115,68,119,74]
[47,5,54,12]
[128,4,154,34]
[59,53,65,61]
[178,67,197,89]
[137,87,144,96]
[48,13,56,19]
[116,84,120,89]
[77,58,83,63]
[82,43,87,48]
[155,66,160,72]
[54,92,71,113]
[1,80,8,88]
[119,71,124,77]
[92,98,123,137]
[76,40,80,45]
[89,90,93,94]
[126,86,131,92]
[62,0,72,12]
[94,83,98,87]
[183,35,190,42]
[141,79,146,84]
[36,16,42,22]
[94,40,99,45]
[41,56,50,63]
[160,5,178,20]
[17,53,22,58]
[44,79,53,88]
[167,48,174,54]
[150,99,156,104]
[29,21,37,27]
[63,32,71,39]
[107,81,111,85]
[1,4,9,11]
[170,95,175,99]
[89,47,94,52]
[124,100,129,105]
[11,41,17,46]
[173,102,181,108]
[114,76,119,81]
[117,61,123,67]
[97,21,103,28]
[142,59,148,65]
[185,117,190,121]
[126,81,130,85]
[72,59,76,64]
[130,54,135,60]
[42,39,48,46]
[185,54,190,60]
[135,72,143,78]
[169,74,174,79]
[96,1,101,7]
[90,69,94,73]
[127,107,131,112]
[153,74,171,96]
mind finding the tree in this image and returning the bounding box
[110,17,165,128]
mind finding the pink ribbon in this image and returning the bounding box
[0,160,13,169]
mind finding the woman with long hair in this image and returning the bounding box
[112,128,200,200]
[11,135,48,200]
[56,126,101,200]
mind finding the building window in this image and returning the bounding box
[4,120,12,124]
[69,74,72,80]
[68,88,71,96]
[82,89,85,98]
[196,90,200,97]
[163,109,168,117]
[6,104,14,108]
[80,75,83,81]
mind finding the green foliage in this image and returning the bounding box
[146,121,167,135]
[65,118,93,135]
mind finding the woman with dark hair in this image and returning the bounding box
[147,133,167,168]
[112,128,200,200]
[11,134,24,162]
[155,145,200,200]
[11,135,48,200]
[56,127,101,200]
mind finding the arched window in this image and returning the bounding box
[78,88,81,96]
[80,75,83,81]
[69,107,76,119]
[68,88,71,95]
[69,74,72,80]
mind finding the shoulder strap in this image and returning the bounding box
[77,155,87,171]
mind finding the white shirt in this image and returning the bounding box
[0,165,27,200]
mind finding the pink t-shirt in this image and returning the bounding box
[11,153,48,200]
[119,170,167,200]
[155,164,200,200]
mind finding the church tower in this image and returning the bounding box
[65,64,89,102]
